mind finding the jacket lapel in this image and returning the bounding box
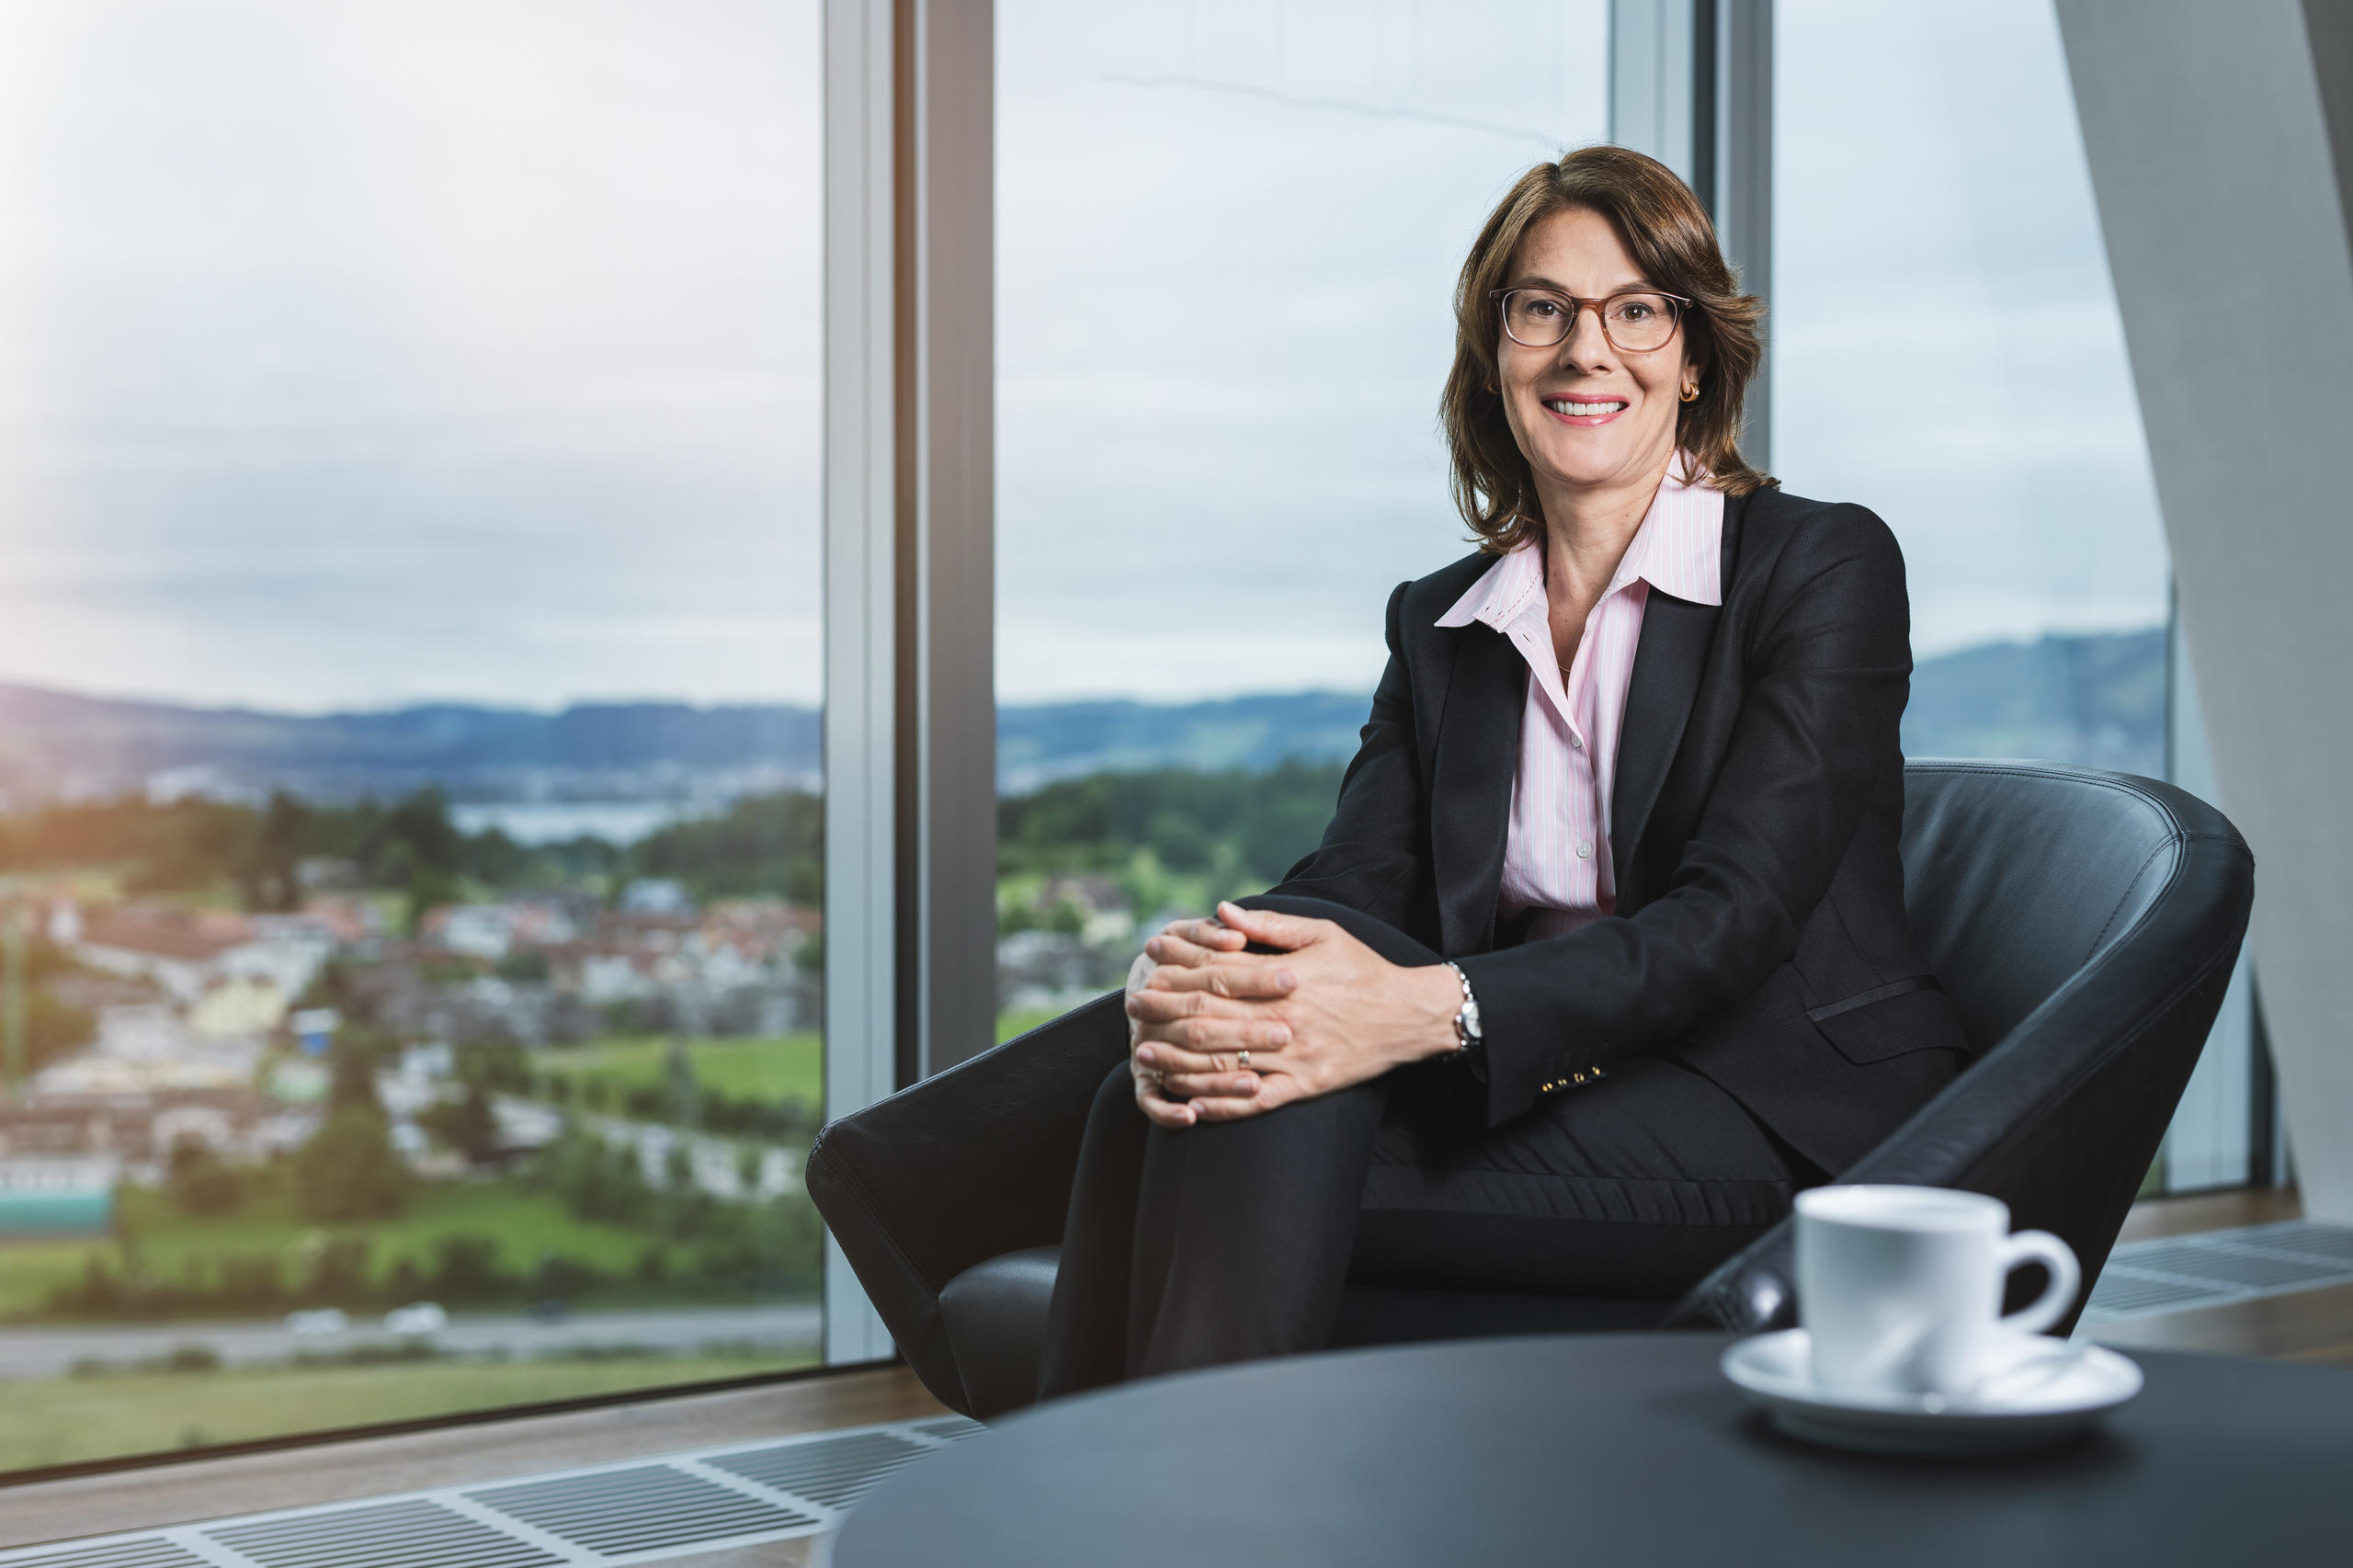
[1609,492,1742,903]
[1430,623,1525,956]
[1608,592,1718,906]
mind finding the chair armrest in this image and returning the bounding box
[1667,832,2250,1336]
[806,991,1129,1405]
[1662,1231,1798,1334]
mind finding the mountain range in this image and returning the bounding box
[0,628,2165,807]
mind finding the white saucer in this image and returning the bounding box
[1720,1327,2143,1457]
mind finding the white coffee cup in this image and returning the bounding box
[1794,1184,2080,1401]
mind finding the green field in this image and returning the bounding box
[129,1180,668,1277]
[542,1021,1100,1083]
[0,1239,107,1322]
[0,1349,811,1472]
[536,1034,823,1106]
[996,1009,1062,1043]
[0,1180,767,1320]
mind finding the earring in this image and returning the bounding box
[1680,382,1700,403]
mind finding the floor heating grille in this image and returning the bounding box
[29,1227,2341,1567]
[2082,1220,2353,1322]
[0,1415,985,1568]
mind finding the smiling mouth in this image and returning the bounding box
[1544,398,1628,416]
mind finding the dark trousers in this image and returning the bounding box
[1035,896,1803,1400]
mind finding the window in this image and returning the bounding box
[995,0,1610,1034]
[0,0,2261,1486]
[0,0,824,1472]
[1774,1,2265,1195]
[1773,0,2169,775]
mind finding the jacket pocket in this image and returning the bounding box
[1807,977,1971,1065]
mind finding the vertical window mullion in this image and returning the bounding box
[820,0,995,1366]
[822,0,900,1366]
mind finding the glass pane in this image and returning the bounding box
[1774,0,2169,774]
[996,0,1609,1038]
[0,0,823,1472]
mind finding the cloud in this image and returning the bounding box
[0,0,823,710]
[0,0,2165,712]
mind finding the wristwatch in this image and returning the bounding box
[1445,961,1485,1072]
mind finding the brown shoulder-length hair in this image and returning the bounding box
[1441,145,1771,551]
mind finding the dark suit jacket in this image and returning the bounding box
[1269,485,1971,1175]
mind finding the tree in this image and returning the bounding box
[418,1085,499,1165]
[995,762,1346,893]
[165,1139,242,1216]
[664,1039,699,1130]
[238,790,308,912]
[380,789,465,881]
[298,1236,373,1306]
[294,1107,409,1221]
[428,1234,506,1301]
[25,989,95,1073]
[325,1036,385,1115]
[631,790,822,903]
[535,1127,653,1224]
[457,1040,529,1095]
[353,788,467,932]
[217,1255,286,1311]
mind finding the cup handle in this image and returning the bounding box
[1996,1229,2081,1335]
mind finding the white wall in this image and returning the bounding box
[2059,0,2353,1216]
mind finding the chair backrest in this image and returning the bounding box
[1900,761,2198,1056]
[1670,759,2256,1335]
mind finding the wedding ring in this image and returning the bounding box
[1238,1050,1252,1069]
[1147,1068,1165,1086]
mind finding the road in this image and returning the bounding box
[0,1302,823,1380]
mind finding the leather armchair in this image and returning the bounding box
[808,761,2256,1417]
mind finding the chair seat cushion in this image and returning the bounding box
[936,1246,1674,1417]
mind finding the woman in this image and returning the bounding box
[823,145,1973,1404]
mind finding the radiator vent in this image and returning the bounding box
[0,1413,981,1568]
[1,1543,214,1568]
[210,1499,562,1568]
[702,1431,930,1511]
[470,1464,818,1557]
[2084,1220,2353,1322]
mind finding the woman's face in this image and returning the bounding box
[1496,205,1694,504]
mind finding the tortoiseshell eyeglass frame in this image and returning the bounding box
[1489,287,1693,354]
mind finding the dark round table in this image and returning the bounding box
[835,1332,2353,1566]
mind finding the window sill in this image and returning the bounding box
[0,1364,943,1554]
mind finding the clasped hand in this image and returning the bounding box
[1123,902,1462,1130]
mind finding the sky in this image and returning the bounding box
[0,0,825,710]
[0,0,2165,714]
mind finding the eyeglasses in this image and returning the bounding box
[1490,288,1691,354]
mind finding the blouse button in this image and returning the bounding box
[1574,842,1593,860]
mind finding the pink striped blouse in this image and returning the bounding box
[1435,461,1725,941]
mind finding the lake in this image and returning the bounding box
[449,801,706,846]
